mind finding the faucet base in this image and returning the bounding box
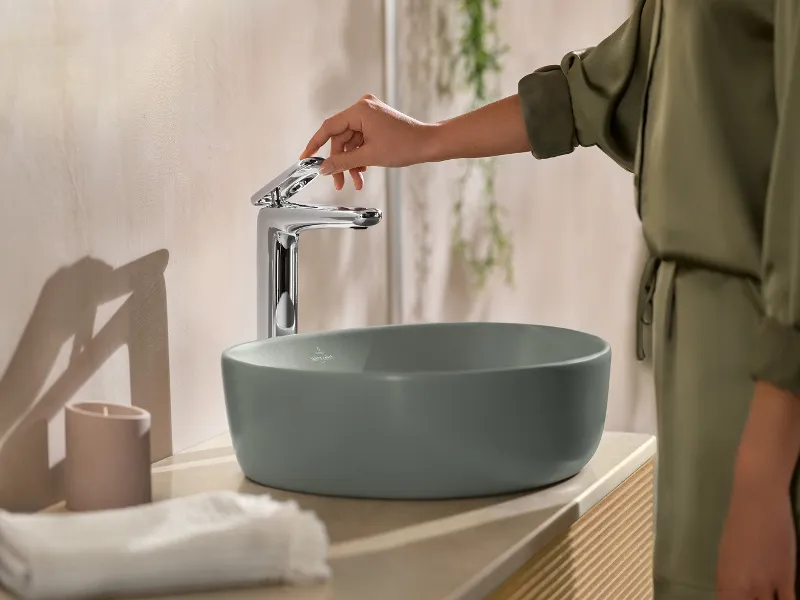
[257,220,298,339]
[256,203,381,340]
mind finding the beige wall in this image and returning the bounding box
[398,0,656,434]
[0,0,655,513]
[0,0,387,511]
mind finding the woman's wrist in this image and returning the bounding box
[420,117,474,163]
[419,121,449,163]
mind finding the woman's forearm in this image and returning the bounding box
[424,95,532,162]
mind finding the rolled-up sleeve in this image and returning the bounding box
[518,0,655,171]
[751,0,800,394]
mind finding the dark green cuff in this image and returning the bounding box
[752,316,800,396]
[518,66,577,160]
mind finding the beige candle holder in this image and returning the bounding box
[65,402,152,512]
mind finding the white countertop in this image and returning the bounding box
[3,431,655,600]
[148,431,654,600]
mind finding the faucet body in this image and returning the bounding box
[252,158,382,339]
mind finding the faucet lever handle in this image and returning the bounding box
[251,157,324,207]
[252,157,382,230]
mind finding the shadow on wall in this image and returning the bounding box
[0,251,173,512]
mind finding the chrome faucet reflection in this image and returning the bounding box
[252,157,382,338]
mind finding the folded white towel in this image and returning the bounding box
[0,490,330,600]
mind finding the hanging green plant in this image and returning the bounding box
[450,0,514,288]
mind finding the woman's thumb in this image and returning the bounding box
[322,147,369,175]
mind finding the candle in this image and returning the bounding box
[65,402,152,512]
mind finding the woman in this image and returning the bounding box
[301,1,800,598]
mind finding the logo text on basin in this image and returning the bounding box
[310,347,333,363]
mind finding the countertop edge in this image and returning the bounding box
[448,435,657,600]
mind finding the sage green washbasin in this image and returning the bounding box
[221,322,610,499]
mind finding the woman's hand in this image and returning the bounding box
[716,380,800,600]
[717,480,796,599]
[299,94,435,192]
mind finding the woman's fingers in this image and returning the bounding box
[300,107,361,159]
[299,101,373,190]
[329,130,355,191]
[333,129,356,150]
[344,131,366,190]
[324,129,368,190]
[343,131,364,153]
[349,168,364,190]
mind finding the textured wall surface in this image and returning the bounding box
[0,0,655,513]
[0,0,387,511]
[397,0,656,434]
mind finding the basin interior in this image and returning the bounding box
[224,322,608,375]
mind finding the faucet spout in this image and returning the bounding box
[252,158,382,339]
[259,200,381,235]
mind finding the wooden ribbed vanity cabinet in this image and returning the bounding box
[489,459,655,600]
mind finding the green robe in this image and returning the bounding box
[518,0,800,395]
[517,2,800,597]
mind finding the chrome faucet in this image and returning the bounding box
[252,157,382,339]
